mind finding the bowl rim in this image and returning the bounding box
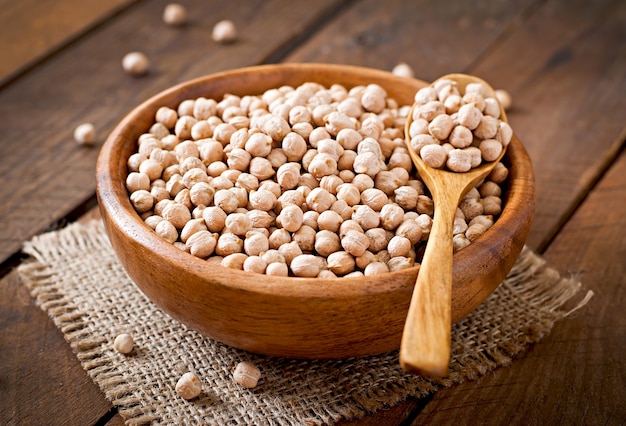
[97,62,535,301]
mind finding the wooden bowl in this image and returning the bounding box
[96,63,535,359]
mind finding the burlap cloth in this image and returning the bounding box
[18,219,592,425]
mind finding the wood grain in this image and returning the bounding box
[0,0,137,85]
[465,0,626,251]
[0,0,343,266]
[0,270,114,425]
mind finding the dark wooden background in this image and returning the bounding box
[1,0,624,424]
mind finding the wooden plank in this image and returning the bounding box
[0,269,115,425]
[0,0,137,85]
[411,144,626,426]
[0,0,343,266]
[285,0,537,82]
[466,0,626,250]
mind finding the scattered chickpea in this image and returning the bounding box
[391,62,414,78]
[233,361,261,388]
[163,3,187,26]
[495,89,512,111]
[212,19,238,43]
[113,333,134,354]
[122,52,149,76]
[176,372,202,400]
[74,123,96,146]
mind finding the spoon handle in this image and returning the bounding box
[399,195,457,377]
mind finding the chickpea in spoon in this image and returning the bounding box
[401,74,510,377]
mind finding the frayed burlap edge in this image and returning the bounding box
[18,220,592,425]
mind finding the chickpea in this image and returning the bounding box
[122,52,149,76]
[266,262,289,276]
[290,254,320,277]
[276,204,304,232]
[315,230,342,257]
[186,231,217,258]
[212,19,238,43]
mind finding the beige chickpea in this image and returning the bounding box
[221,253,248,270]
[174,188,192,210]
[380,203,405,231]
[126,172,151,193]
[339,219,364,239]
[144,214,164,230]
[351,204,379,230]
[395,219,423,245]
[281,132,307,161]
[482,195,502,216]
[446,148,473,172]
[448,125,473,148]
[215,233,243,256]
[364,261,389,276]
[326,251,356,276]
[290,254,320,277]
[466,215,494,241]
[479,139,503,162]
[413,86,437,105]
[355,250,376,270]
[387,235,412,258]
[276,189,305,211]
[335,183,361,206]
[428,113,454,140]
[292,225,316,252]
[260,249,286,266]
[479,181,502,198]
[456,102,482,130]
[413,100,445,121]
[247,209,274,229]
[353,152,381,177]
[459,197,483,221]
[258,180,282,198]
[291,121,313,140]
[302,210,319,229]
[130,190,153,213]
[483,97,501,119]
[444,94,463,114]
[495,89,512,111]
[198,141,224,165]
[288,105,311,125]
[420,144,447,169]
[212,19,237,43]
[410,133,437,154]
[180,218,207,243]
[474,115,500,140]
[210,176,233,191]
[387,148,412,173]
[74,122,96,146]
[318,175,343,195]
[276,163,301,190]
[127,153,147,172]
[408,117,429,138]
[225,213,252,236]
[155,219,178,243]
[213,189,239,213]
[360,188,388,211]
[489,162,509,184]
[324,111,356,136]
[234,173,258,192]
[186,231,217,258]
[266,262,288,276]
[278,241,302,265]
[496,121,513,146]
[453,233,471,251]
[306,187,335,213]
[392,186,417,211]
[330,199,353,221]
[154,199,172,216]
[122,51,149,76]
[262,115,290,142]
[243,231,269,256]
[249,157,275,180]
[341,229,370,257]
[113,333,134,354]
[224,148,250,172]
[161,202,191,229]
[213,123,237,145]
[387,256,414,272]
[266,148,287,170]
[314,230,342,257]
[248,189,276,211]
[314,210,343,232]
[336,128,362,150]
[163,3,187,26]
[276,204,304,232]
[244,132,272,157]
[307,153,337,179]
[230,187,248,208]
[243,256,267,274]
[364,228,388,253]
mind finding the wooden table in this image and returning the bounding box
[1,0,624,424]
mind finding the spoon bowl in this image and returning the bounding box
[400,74,508,377]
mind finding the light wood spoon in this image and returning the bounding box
[400,73,508,377]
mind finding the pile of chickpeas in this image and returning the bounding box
[408,80,513,172]
[126,81,508,278]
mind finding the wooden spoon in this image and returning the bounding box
[400,73,508,377]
